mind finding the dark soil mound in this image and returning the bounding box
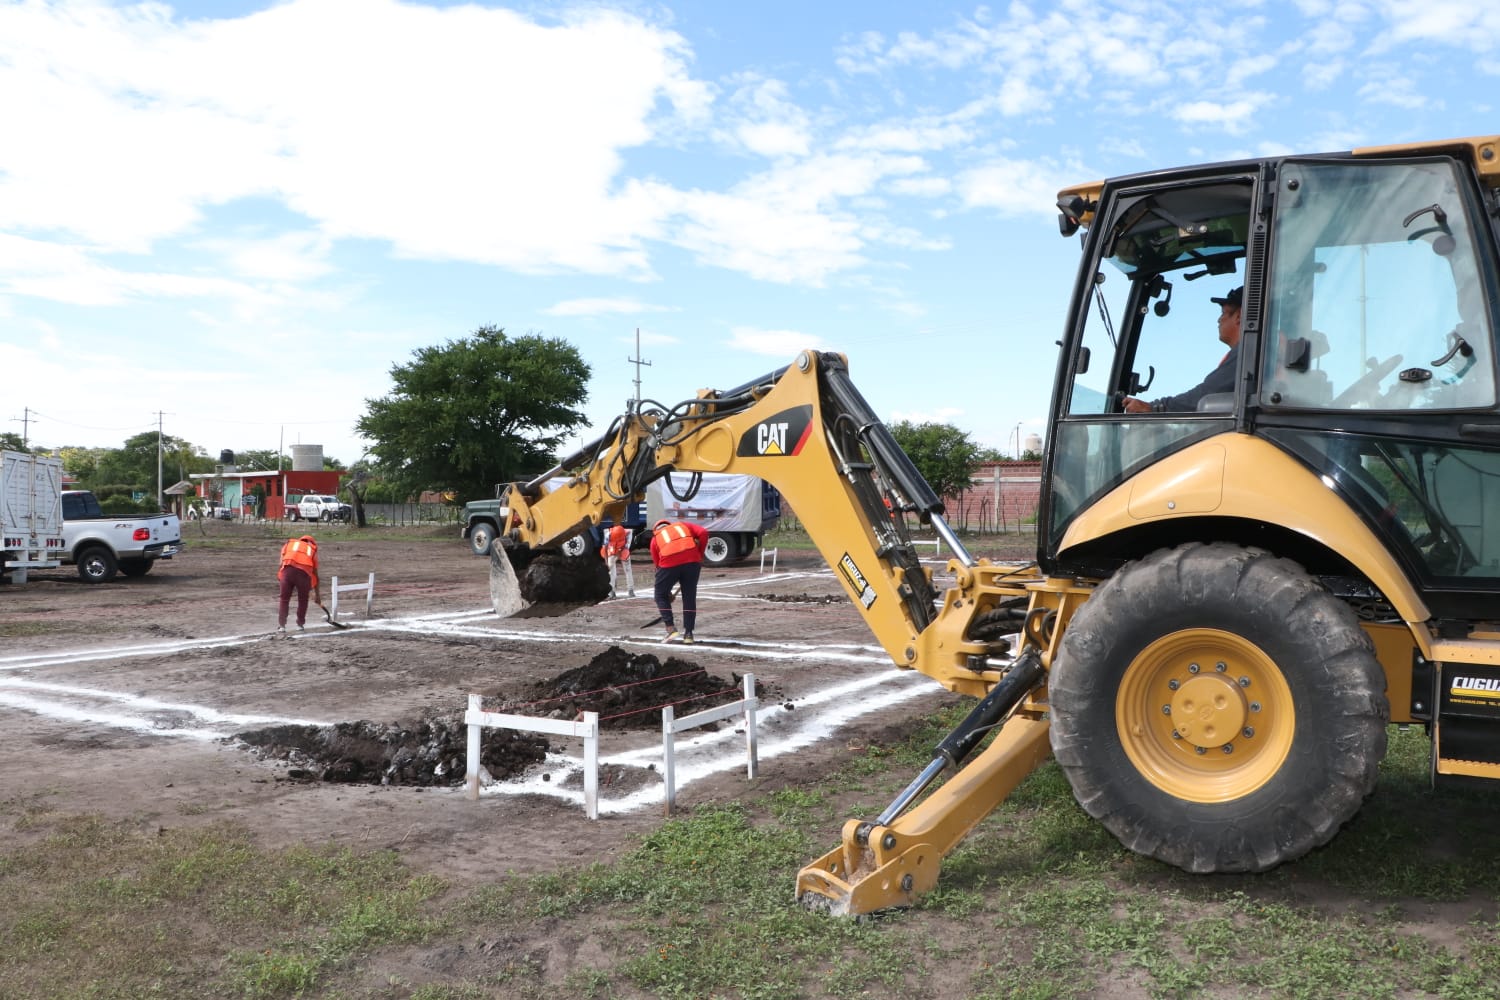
[519,551,610,605]
[234,716,548,786]
[497,645,764,731]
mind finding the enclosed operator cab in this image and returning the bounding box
[1044,137,1500,776]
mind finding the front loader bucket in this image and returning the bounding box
[489,542,611,618]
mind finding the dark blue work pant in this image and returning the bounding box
[654,562,702,634]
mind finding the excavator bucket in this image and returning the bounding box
[489,540,611,618]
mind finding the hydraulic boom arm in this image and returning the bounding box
[495,350,1080,911]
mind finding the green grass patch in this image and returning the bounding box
[0,818,444,999]
[5,722,1500,998]
[0,620,52,637]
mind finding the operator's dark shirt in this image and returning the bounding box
[1148,344,1240,412]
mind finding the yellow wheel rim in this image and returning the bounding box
[1116,629,1295,802]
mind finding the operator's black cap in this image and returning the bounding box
[1211,286,1243,308]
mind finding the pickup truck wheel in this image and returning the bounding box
[287,510,300,521]
[76,546,118,584]
[320,510,333,522]
[1049,543,1387,874]
[119,558,152,578]
[468,522,495,557]
[702,534,734,566]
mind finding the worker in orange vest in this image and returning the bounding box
[601,523,635,599]
[649,518,708,643]
[277,534,320,635]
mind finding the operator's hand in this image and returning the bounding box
[1121,396,1151,414]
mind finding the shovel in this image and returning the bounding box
[640,585,677,628]
[314,584,351,629]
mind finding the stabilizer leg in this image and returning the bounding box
[796,650,1050,916]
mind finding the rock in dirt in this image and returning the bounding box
[233,716,549,786]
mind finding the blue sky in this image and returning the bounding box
[2,0,1497,470]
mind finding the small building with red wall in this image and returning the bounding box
[189,467,344,519]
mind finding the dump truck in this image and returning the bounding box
[488,134,1500,915]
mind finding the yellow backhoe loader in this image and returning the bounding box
[490,134,1500,916]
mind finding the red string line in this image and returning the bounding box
[485,668,713,710]
[600,686,741,722]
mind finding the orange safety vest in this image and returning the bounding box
[602,524,629,558]
[278,536,319,590]
[653,521,700,562]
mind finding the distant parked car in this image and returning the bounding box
[290,494,352,522]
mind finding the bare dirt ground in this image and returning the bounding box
[0,520,983,884]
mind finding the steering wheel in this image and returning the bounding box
[1330,354,1403,408]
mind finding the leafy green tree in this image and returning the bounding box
[0,431,27,452]
[888,420,982,500]
[58,446,104,485]
[92,432,209,499]
[233,449,286,471]
[357,327,591,501]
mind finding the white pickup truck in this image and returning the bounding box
[286,494,352,522]
[61,490,183,583]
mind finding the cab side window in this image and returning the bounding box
[1265,159,1496,411]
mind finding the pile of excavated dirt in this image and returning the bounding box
[234,717,549,786]
[494,645,768,730]
[231,646,770,783]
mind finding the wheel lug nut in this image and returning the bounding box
[1222,744,1234,754]
[1171,730,1181,740]
[1168,679,1180,690]
[1162,704,1172,715]
[1238,676,1251,688]
[1195,746,1207,755]
[1250,702,1262,712]
[1188,663,1201,674]
[1215,661,1227,673]
[1242,726,1254,738]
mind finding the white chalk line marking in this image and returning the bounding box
[2,573,971,812]
[481,669,947,814]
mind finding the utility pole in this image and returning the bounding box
[10,406,35,449]
[154,411,171,509]
[628,327,651,405]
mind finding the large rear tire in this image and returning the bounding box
[1049,542,1387,873]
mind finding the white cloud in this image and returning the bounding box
[1357,75,1440,110]
[1170,96,1271,135]
[956,157,1077,218]
[887,176,953,197]
[543,298,677,317]
[667,152,928,284]
[726,326,828,357]
[723,78,812,158]
[200,231,335,283]
[1371,0,1500,51]
[0,0,707,278]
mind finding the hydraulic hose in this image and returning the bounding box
[876,648,1045,827]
